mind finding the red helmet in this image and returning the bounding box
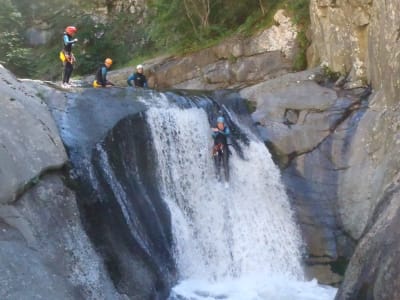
[65,26,77,35]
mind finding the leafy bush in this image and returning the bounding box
[0,0,35,76]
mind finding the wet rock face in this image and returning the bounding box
[0,67,124,299]
[241,69,373,285]
[0,175,121,300]
[48,88,177,299]
[309,0,400,240]
[311,0,400,239]
[78,115,176,299]
[0,66,67,204]
[335,185,400,300]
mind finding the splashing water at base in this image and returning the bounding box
[170,275,337,300]
[146,100,337,300]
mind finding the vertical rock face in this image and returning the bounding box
[335,184,400,300]
[0,67,122,299]
[0,66,67,204]
[240,69,368,285]
[309,0,400,240]
[47,88,177,299]
[309,0,400,297]
[308,0,372,87]
[0,175,121,300]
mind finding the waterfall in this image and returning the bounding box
[147,105,303,279]
[51,87,337,299]
[143,94,336,299]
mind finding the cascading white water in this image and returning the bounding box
[146,96,336,300]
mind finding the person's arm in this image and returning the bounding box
[211,128,219,138]
[63,35,78,45]
[223,127,230,136]
[127,74,135,87]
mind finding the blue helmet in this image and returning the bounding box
[217,116,225,124]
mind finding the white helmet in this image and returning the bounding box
[136,64,143,70]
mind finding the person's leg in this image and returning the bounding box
[222,149,229,182]
[214,153,221,181]
[62,63,68,83]
[64,62,74,84]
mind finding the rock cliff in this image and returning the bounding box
[2,0,400,296]
[308,0,400,296]
[0,66,123,299]
[101,9,298,90]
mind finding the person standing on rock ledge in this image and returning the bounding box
[60,26,78,88]
[93,58,115,88]
[127,64,148,89]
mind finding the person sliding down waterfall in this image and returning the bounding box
[212,116,230,185]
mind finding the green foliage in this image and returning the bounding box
[147,0,195,51]
[148,0,281,52]
[286,0,310,25]
[0,0,313,78]
[286,0,310,71]
[245,99,257,114]
[0,31,34,76]
[147,0,310,58]
[292,30,309,71]
[0,0,34,76]
[322,65,341,81]
[72,13,149,76]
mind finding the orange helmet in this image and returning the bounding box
[105,58,113,65]
[65,26,77,35]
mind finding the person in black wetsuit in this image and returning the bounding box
[61,26,78,87]
[212,116,230,183]
[127,64,148,89]
[93,58,114,88]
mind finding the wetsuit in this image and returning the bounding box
[212,126,230,182]
[127,72,148,88]
[62,33,77,84]
[94,64,110,87]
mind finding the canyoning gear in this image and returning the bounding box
[127,72,148,88]
[92,80,102,88]
[212,126,230,140]
[61,29,78,84]
[65,26,77,35]
[217,116,225,124]
[105,58,113,66]
[213,141,229,182]
[93,79,114,88]
[137,64,143,70]
[212,122,231,182]
[59,51,76,64]
[93,63,113,88]
[59,51,66,62]
[61,32,77,64]
[63,34,78,53]
[212,143,224,156]
[62,62,74,84]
